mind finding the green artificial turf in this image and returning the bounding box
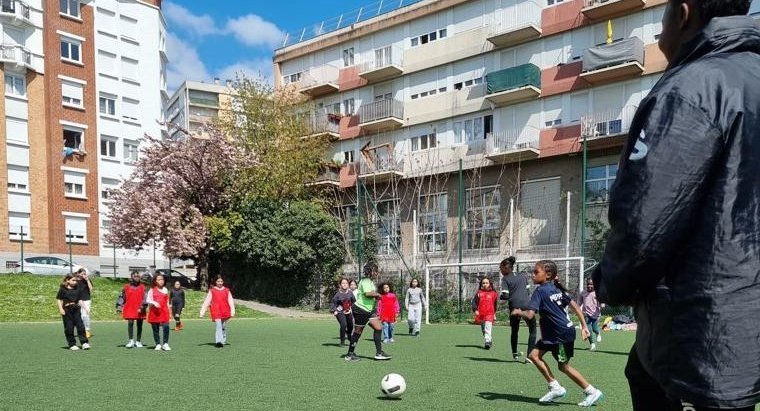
[0,273,269,322]
[0,319,641,410]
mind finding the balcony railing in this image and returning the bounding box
[581,105,638,140]
[359,150,404,179]
[304,108,340,138]
[581,37,645,84]
[582,0,646,20]
[359,44,403,82]
[309,167,340,186]
[486,126,540,163]
[0,0,31,22]
[358,98,404,131]
[487,0,542,48]
[189,97,219,107]
[300,65,340,97]
[0,44,32,67]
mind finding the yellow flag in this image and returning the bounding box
[607,19,613,44]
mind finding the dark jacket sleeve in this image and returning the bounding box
[471,294,479,312]
[593,93,724,305]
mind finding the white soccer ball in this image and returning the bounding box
[380,373,406,398]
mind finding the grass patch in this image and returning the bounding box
[0,273,269,322]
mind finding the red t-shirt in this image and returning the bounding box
[378,293,399,323]
[122,283,145,320]
[475,289,498,323]
[147,287,170,324]
[210,287,232,321]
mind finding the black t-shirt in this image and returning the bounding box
[170,288,185,306]
[77,279,91,300]
[57,286,81,307]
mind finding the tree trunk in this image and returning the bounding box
[196,248,210,291]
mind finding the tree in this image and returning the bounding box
[106,133,246,289]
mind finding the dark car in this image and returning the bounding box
[152,269,197,288]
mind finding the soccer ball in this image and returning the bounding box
[380,373,406,398]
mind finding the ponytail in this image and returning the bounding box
[536,259,568,293]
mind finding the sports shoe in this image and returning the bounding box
[538,386,567,403]
[85,330,92,339]
[596,335,602,343]
[382,339,389,344]
[174,326,180,332]
[409,328,413,335]
[125,340,135,348]
[344,352,360,362]
[484,341,492,350]
[524,358,533,365]
[578,389,604,407]
[590,343,597,351]
[154,344,162,351]
[414,331,420,336]
[389,338,395,343]
[135,341,144,348]
[82,343,90,350]
[512,352,524,361]
[69,345,80,351]
[162,343,171,351]
[374,351,392,360]
[215,342,224,348]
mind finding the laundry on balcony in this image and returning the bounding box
[327,113,342,124]
[582,36,644,72]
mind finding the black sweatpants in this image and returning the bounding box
[62,307,88,347]
[335,312,354,343]
[625,344,755,411]
[509,314,536,356]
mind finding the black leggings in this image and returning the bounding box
[127,319,143,341]
[62,307,88,347]
[335,312,354,343]
[509,314,537,355]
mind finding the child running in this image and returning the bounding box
[170,280,186,331]
[56,273,90,350]
[75,268,93,339]
[499,256,536,362]
[147,274,171,351]
[511,260,603,407]
[377,282,399,343]
[199,275,235,348]
[330,278,355,347]
[472,277,498,350]
[578,279,603,351]
[344,262,391,362]
[405,278,425,336]
[121,271,146,348]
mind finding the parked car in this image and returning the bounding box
[13,256,93,276]
[148,269,197,288]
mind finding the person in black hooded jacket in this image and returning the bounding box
[592,1,760,410]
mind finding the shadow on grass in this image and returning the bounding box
[478,392,567,405]
[376,396,402,401]
[588,349,629,356]
[465,356,508,363]
[455,344,484,349]
[196,342,230,347]
[322,343,343,347]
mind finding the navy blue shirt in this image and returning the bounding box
[527,282,575,344]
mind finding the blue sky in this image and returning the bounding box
[164,0,389,90]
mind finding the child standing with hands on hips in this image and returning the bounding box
[146,274,172,351]
[511,260,603,407]
[200,275,235,348]
[377,282,399,343]
[472,277,498,350]
[121,271,146,348]
[56,273,90,350]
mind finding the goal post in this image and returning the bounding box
[423,256,587,325]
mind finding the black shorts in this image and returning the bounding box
[536,340,575,363]
[351,304,377,327]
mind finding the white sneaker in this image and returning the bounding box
[390,338,395,343]
[69,345,80,351]
[82,343,90,350]
[596,335,602,343]
[578,389,604,407]
[538,386,567,403]
[590,343,596,351]
[162,343,171,351]
[125,340,135,348]
[135,341,144,348]
[154,344,162,351]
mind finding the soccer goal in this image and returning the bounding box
[423,256,588,324]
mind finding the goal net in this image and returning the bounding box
[423,256,588,324]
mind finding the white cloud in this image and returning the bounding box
[224,14,285,49]
[164,1,218,37]
[166,32,210,91]
[215,59,274,85]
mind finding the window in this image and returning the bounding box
[453,115,492,144]
[374,200,401,255]
[63,171,86,198]
[5,118,28,144]
[119,15,138,40]
[410,28,448,47]
[100,137,116,158]
[342,47,354,67]
[4,74,25,97]
[547,0,564,5]
[63,128,83,150]
[410,86,445,100]
[59,0,80,18]
[64,216,87,243]
[60,38,81,63]
[98,50,116,74]
[121,98,139,121]
[419,193,447,252]
[586,163,618,203]
[282,72,302,84]
[411,132,437,152]
[123,140,139,163]
[99,94,116,115]
[342,98,355,116]
[9,212,30,239]
[343,150,354,164]
[7,166,28,192]
[121,57,139,82]
[466,186,501,249]
[61,80,84,108]
[454,77,483,91]
[101,177,119,200]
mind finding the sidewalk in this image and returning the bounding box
[234,299,330,319]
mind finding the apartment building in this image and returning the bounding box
[274,0,760,282]
[0,0,167,274]
[165,79,233,140]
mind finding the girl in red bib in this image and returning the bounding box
[147,273,171,351]
[200,275,235,348]
[121,271,146,348]
[472,277,498,349]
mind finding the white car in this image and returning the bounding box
[13,256,86,276]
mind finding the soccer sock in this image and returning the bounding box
[348,332,359,354]
[373,329,382,353]
[583,385,596,394]
[549,380,562,390]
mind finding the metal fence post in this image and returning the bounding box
[20,226,25,273]
[68,230,73,275]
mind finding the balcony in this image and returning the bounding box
[299,65,340,98]
[486,127,540,164]
[188,97,219,108]
[485,63,541,107]
[581,0,646,21]
[580,37,645,85]
[303,108,340,140]
[486,0,542,49]
[0,44,32,69]
[358,99,404,132]
[359,44,403,84]
[359,148,405,182]
[307,167,340,187]
[580,105,638,149]
[0,0,32,26]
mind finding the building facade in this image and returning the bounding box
[0,0,167,274]
[165,79,234,140]
[274,0,759,287]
